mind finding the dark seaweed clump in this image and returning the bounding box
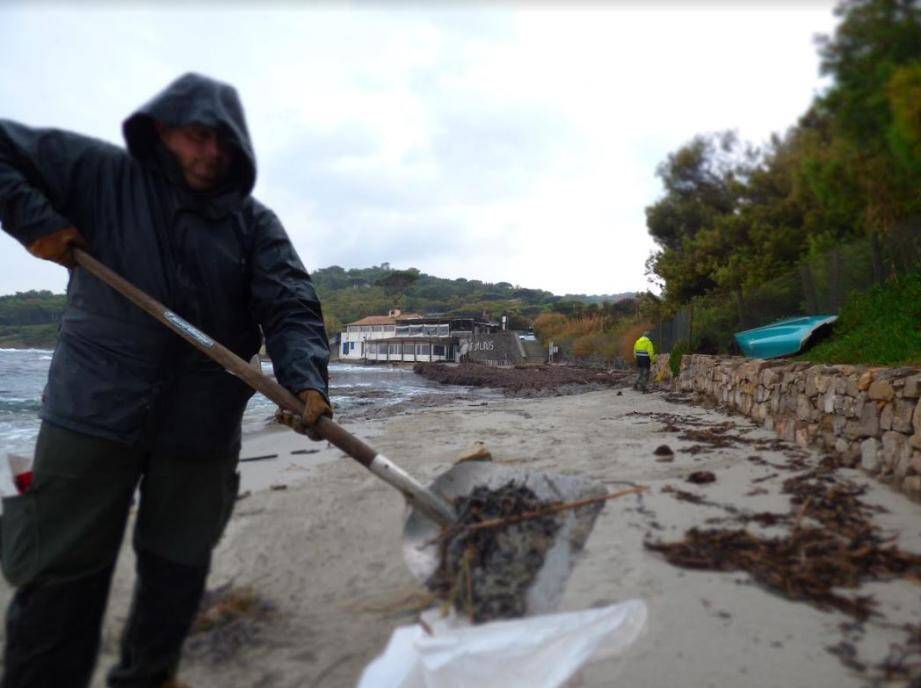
[186,584,275,663]
[426,482,561,623]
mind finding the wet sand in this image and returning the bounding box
[3,386,918,687]
[179,390,921,686]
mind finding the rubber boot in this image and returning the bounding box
[107,550,207,688]
[1,565,115,688]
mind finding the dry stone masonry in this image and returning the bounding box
[653,354,921,498]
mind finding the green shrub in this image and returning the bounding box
[670,340,688,377]
[0,324,59,348]
[803,271,921,366]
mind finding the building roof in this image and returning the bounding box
[347,315,396,326]
[347,312,424,326]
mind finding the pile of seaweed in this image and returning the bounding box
[414,362,631,396]
[426,482,561,623]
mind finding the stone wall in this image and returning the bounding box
[654,354,921,498]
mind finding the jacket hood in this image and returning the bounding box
[123,72,256,196]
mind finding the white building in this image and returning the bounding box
[339,309,497,363]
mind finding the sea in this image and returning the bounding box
[0,348,485,492]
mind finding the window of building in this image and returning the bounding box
[420,343,431,355]
[342,342,349,355]
[350,342,355,351]
[433,345,445,356]
[402,343,414,355]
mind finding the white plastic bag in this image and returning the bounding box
[357,599,647,688]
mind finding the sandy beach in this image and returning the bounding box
[2,384,918,687]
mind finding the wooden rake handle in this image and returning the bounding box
[72,248,456,525]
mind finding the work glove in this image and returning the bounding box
[26,226,87,268]
[275,389,332,441]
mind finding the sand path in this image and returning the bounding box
[6,387,916,687]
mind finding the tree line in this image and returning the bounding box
[645,0,920,313]
[0,271,638,348]
[311,263,635,335]
[0,291,67,326]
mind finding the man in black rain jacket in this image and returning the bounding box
[0,73,332,687]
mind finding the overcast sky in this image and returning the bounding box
[0,2,838,297]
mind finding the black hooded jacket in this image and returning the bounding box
[0,73,329,458]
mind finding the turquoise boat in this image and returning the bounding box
[734,315,837,359]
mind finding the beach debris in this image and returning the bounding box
[414,362,632,396]
[687,471,716,484]
[240,453,278,463]
[678,426,739,450]
[424,481,645,623]
[269,484,287,491]
[632,412,807,459]
[290,448,320,455]
[653,444,675,462]
[828,621,921,684]
[661,485,705,504]
[751,472,779,484]
[455,441,493,464]
[343,586,435,618]
[186,584,275,663]
[647,457,921,682]
[426,482,561,623]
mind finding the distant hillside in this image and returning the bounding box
[559,292,637,305]
[0,269,640,346]
[312,264,638,332]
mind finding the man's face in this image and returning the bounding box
[157,122,234,191]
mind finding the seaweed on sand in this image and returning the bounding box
[186,584,275,663]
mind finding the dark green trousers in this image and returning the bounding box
[1,422,240,688]
[634,356,651,391]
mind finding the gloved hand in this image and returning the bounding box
[26,226,87,268]
[275,389,332,441]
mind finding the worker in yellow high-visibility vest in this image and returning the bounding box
[633,331,656,392]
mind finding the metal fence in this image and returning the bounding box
[654,221,921,354]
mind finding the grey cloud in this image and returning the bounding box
[292,209,481,277]
[263,127,413,214]
[427,102,578,200]
[262,98,579,226]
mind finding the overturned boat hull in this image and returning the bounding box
[734,315,837,359]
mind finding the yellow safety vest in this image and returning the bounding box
[633,336,656,363]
